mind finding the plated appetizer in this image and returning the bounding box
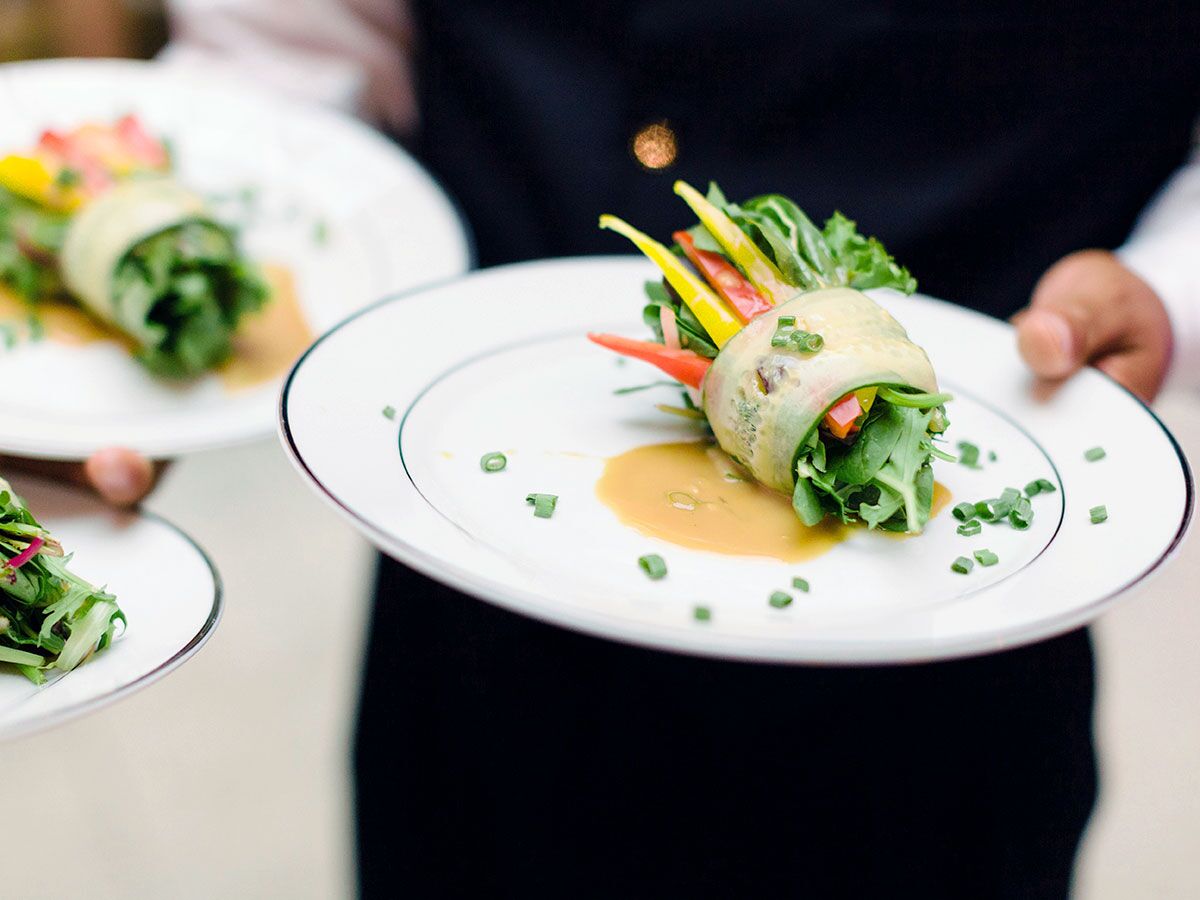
[593,182,952,534]
[0,115,267,377]
[0,477,123,683]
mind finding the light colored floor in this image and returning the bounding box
[0,393,1198,899]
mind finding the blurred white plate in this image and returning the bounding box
[280,257,1192,663]
[0,58,471,460]
[0,475,219,739]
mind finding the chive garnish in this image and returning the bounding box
[957,441,981,468]
[638,554,668,580]
[1025,480,1042,497]
[769,591,793,608]
[526,493,558,518]
[693,605,712,622]
[957,520,982,537]
[951,556,974,574]
[777,315,796,327]
[480,452,507,473]
[952,502,977,522]
[382,405,396,420]
[1085,447,1106,462]
[1035,478,1056,493]
[988,451,997,462]
[974,498,1011,522]
[792,577,810,593]
[1090,505,1108,524]
[973,549,999,567]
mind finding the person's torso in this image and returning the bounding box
[410,0,1200,316]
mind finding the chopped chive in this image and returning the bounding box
[1090,505,1108,524]
[1000,487,1022,506]
[693,605,712,622]
[382,405,396,420]
[1035,478,1057,493]
[973,549,999,567]
[975,498,1012,522]
[957,441,981,468]
[1025,480,1042,497]
[526,493,558,518]
[988,451,997,462]
[769,591,793,609]
[770,319,794,347]
[638,554,668,580]
[1085,446,1106,462]
[957,520,982,537]
[792,331,824,353]
[952,502,977,522]
[480,452,507,473]
[1009,512,1031,530]
[951,556,974,574]
[792,576,810,593]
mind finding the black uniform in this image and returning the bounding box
[356,3,1200,896]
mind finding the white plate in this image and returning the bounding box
[0,58,471,460]
[280,257,1193,663]
[0,475,219,739]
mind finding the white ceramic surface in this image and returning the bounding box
[0,475,219,739]
[0,58,471,460]
[280,257,1192,663]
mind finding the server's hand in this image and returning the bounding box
[1014,249,1172,403]
[0,448,162,507]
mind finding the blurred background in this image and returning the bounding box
[1,2,1198,898]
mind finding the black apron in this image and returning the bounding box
[356,3,1200,896]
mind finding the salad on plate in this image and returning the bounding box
[0,477,123,683]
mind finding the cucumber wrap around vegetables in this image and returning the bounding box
[60,178,267,378]
[594,180,951,534]
[703,286,938,494]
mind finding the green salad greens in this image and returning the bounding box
[0,479,124,683]
[112,221,267,377]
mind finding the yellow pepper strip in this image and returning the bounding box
[0,156,54,203]
[0,155,83,211]
[673,180,793,305]
[599,214,742,348]
[855,387,878,416]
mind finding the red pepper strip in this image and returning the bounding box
[674,231,774,323]
[587,333,711,389]
[3,536,43,571]
[823,393,863,440]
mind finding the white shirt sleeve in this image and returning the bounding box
[160,0,418,134]
[1117,148,1200,390]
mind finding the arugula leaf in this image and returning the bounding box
[743,194,840,283]
[822,212,917,294]
[791,474,825,527]
[834,402,904,485]
[870,406,935,533]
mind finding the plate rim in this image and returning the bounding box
[0,56,476,461]
[0,507,223,741]
[279,256,1195,665]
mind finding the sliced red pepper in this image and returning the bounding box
[587,333,711,389]
[674,230,775,323]
[823,393,863,440]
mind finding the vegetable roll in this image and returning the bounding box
[0,115,267,378]
[592,181,952,534]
